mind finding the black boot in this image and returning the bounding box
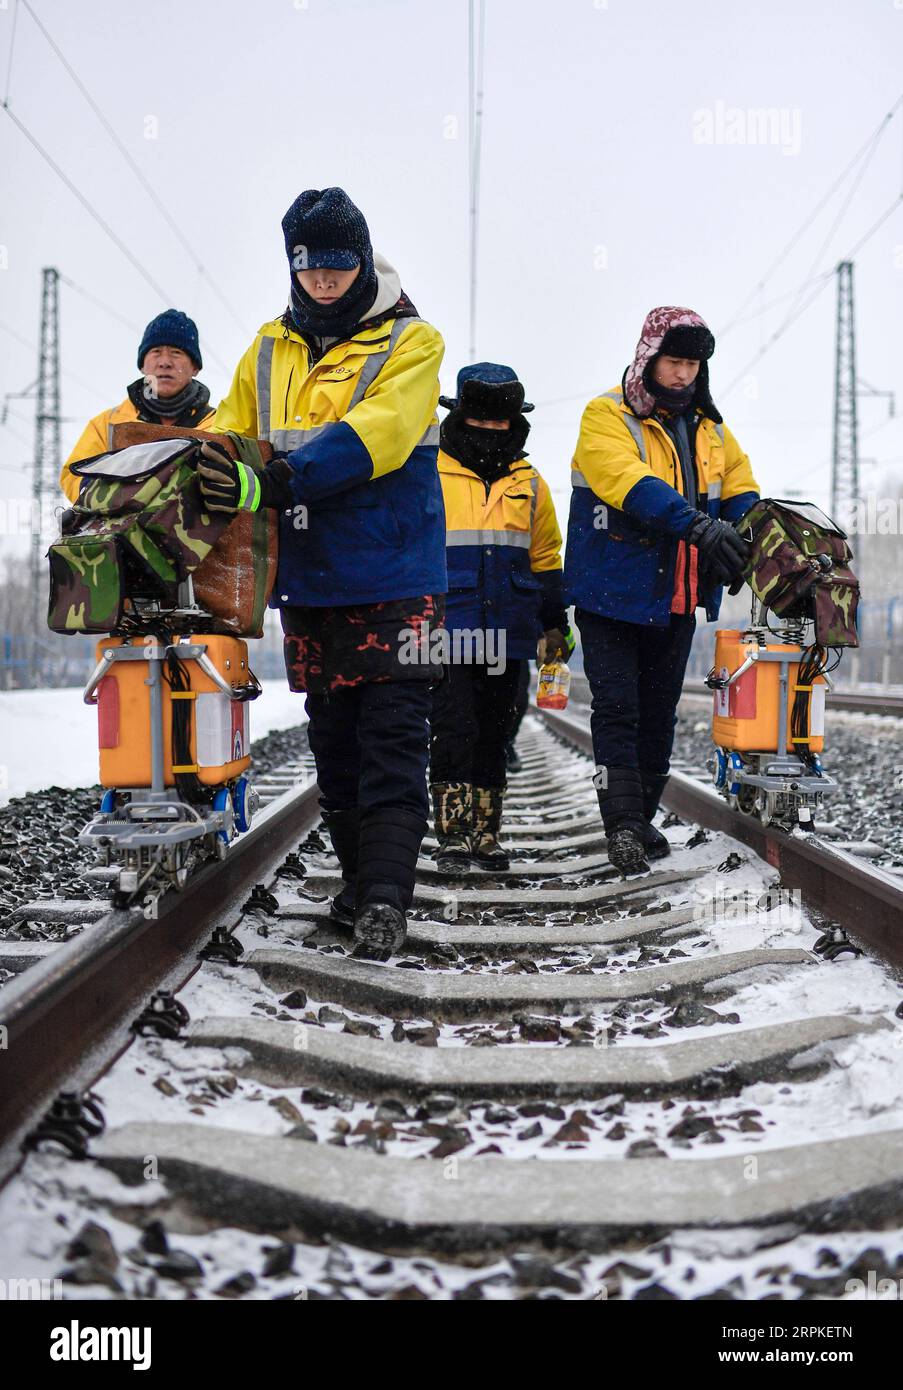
[352,807,427,962]
[640,772,671,860]
[320,807,360,928]
[597,766,650,876]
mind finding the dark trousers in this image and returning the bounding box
[430,661,524,787]
[305,682,432,820]
[506,660,531,748]
[575,609,696,775]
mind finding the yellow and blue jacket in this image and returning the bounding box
[212,309,446,607]
[60,382,214,503]
[564,386,758,626]
[438,450,564,659]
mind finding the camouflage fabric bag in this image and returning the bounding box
[736,498,860,648]
[47,437,234,633]
[109,424,278,638]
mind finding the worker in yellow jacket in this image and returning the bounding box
[430,364,572,873]
[59,309,213,502]
[197,187,446,962]
[565,306,758,875]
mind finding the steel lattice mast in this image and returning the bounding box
[31,267,61,637]
[830,260,858,520]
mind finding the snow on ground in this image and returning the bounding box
[0,683,306,806]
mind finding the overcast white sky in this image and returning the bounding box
[1,0,902,558]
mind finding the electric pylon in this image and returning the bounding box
[31,267,62,646]
[830,260,858,520]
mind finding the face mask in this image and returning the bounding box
[441,411,530,476]
[288,260,379,339]
[647,377,696,411]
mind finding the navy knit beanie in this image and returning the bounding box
[137,309,202,370]
[282,187,378,336]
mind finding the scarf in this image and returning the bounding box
[288,262,379,340]
[138,377,210,421]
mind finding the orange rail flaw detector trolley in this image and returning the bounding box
[79,628,261,912]
[706,606,836,831]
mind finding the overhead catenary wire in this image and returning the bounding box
[1,105,175,304]
[18,0,252,343]
[58,271,234,378]
[535,107,903,417]
[776,124,888,341]
[58,277,144,336]
[3,0,19,108]
[468,0,486,363]
[0,317,118,404]
[720,193,903,401]
[719,95,903,339]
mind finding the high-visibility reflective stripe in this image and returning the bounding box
[622,411,646,461]
[256,318,434,450]
[347,317,416,410]
[256,337,276,439]
[107,421,115,449]
[446,529,532,548]
[714,422,725,444]
[708,479,723,501]
[602,387,646,461]
[268,420,439,455]
[269,424,330,452]
[528,474,539,526]
[571,466,592,488]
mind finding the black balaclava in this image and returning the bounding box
[440,369,532,482]
[441,410,531,482]
[281,187,379,340]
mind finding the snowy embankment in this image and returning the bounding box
[0,683,308,806]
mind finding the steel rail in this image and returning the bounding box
[0,777,321,1186]
[681,684,903,717]
[542,705,903,970]
[568,673,903,718]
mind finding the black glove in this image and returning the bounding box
[197,441,292,515]
[684,513,751,588]
[537,626,576,664]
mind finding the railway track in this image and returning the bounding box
[1,711,903,1302]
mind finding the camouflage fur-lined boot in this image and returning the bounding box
[471,786,509,871]
[430,782,473,875]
